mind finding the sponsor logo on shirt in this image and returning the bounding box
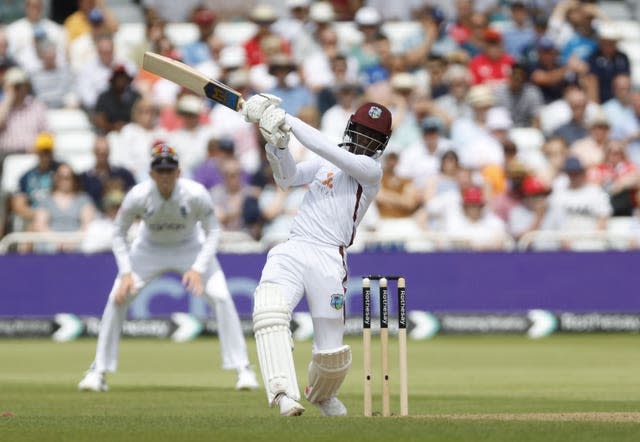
[148,223,187,231]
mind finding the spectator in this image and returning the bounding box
[32,162,96,252]
[93,64,141,134]
[551,87,590,145]
[0,67,48,162]
[602,74,634,138]
[194,33,225,82]
[558,6,598,64]
[448,0,475,45]
[243,4,290,68]
[76,34,118,109]
[302,27,357,93]
[459,12,489,58]
[80,135,135,212]
[192,137,239,190]
[320,82,359,144]
[63,0,118,44]
[584,23,631,105]
[538,136,570,190]
[494,62,544,127]
[113,96,166,182]
[272,0,316,65]
[265,53,315,118]
[529,36,588,104]
[570,110,611,168]
[6,0,67,74]
[80,188,124,253]
[424,55,449,99]
[67,8,110,73]
[434,64,473,126]
[490,160,529,223]
[349,6,384,73]
[404,6,459,66]
[168,94,216,177]
[181,7,217,67]
[543,155,612,250]
[443,185,508,250]
[508,173,551,241]
[316,54,354,117]
[501,0,536,59]
[210,157,253,232]
[9,132,59,231]
[141,0,202,23]
[468,28,515,87]
[30,39,77,109]
[129,13,167,69]
[376,152,420,219]
[589,139,638,217]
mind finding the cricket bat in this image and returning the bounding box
[142,51,244,112]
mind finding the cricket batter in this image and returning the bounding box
[244,95,392,416]
[78,144,259,392]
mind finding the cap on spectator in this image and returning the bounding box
[219,46,246,69]
[522,175,550,196]
[34,132,54,151]
[177,95,204,115]
[193,9,216,25]
[537,36,556,51]
[354,6,382,27]
[227,68,249,89]
[597,22,622,41]
[587,110,610,128]
[4,66,28,86]
[467,85,495,107]
[250,4,278,23]
[486,107,513,131]
[219,138,235,152]
[506,160,528,179]
[286,0,310,8]
[310,2,335,22]
[268,53,296,75]
[564,156,585,173]
[88,8,104,24]
[390,72,416,91]
[484,28,502,43]
[420,116,442,133]
[150,143,179,170]
[102,189,125,209]
[110,63,133,80]
[444,64,470,84]
[462,186,485,205]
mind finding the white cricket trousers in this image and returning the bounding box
[91,239,250,373]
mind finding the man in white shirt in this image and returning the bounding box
[78,144,258,392]
[243,95,392,416]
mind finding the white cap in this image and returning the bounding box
[310,2,335,22]
[3,67,28,86]
[227,69,249,89]
[597,22,621,41]
[486,107,513,131]
[467,84,495,107]
[177,95,204,115]
[286,0,310,8]
[354,6,381,26]
[219,46,246,68]
[390,72,416,91]
[250,4,278,22]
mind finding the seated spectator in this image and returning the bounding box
[570,110,611,168]
[558,7,598,64]
[434,64,473,127]
[588,140,638,217]
[376,152,420,220]
[76,34,119,109]
[443,185,508,250]
[468,28,514,87]
[302,28,358,94]
[243,4,290,68]
[63,0,118,44]
[543,156,613,250]
[266,54,315,118]
[501,0,536,59]
[459,11,489,58]
[538,136,570,190]
[602,74,634,139]
[9,132,60,230]
[192,137,239,191]
[551,87,590,145]
[494,62,544,127]
[93,64,141,134]
[7,0,67,74]
[585,23,631,105]
[210,158,253,232]
[422,150,462,208]
[508,174,551,241]
[320,82,359,144]
[404,6,459,67]
[32,162,96,252]
[80,135,135,212]
[31,39,78,109]
[349,6,384,73]
[423,55,449,99]
[181,7,217,67]
[490,160,529,223]
[68,9,111,73]
[0,67,48,162]
[80,188,123,253]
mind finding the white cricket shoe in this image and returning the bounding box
[78,371,108,392]
[235,367,259,390]
[313,397,347,416]
[277,394,305,416]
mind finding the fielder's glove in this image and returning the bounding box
[242,93,282,123]
[259,104,290,149]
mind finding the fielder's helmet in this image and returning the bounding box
[340,102,392,159]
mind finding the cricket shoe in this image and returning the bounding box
[78,371,108,392]
[312,397,347,416]
[235,367,259,391]
[277,394,305,416]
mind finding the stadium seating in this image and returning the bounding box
[0,154,38,194]
[46,109,92,133]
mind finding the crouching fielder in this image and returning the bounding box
[78,144,258,392]
[244,95,392,416]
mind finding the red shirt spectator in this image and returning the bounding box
[468,28,515,86]
[243,4,290,67]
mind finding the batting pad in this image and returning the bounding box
[304,345,352,404]
[253,283,301,405]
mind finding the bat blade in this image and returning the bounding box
[142,51,244,112]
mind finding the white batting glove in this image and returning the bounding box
[259,104,290,149]
[242,93,282,123]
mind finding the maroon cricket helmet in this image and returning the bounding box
[340,102,392,158]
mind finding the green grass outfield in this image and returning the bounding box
[1,335,639,442]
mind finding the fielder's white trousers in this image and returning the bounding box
[90,239,249,373]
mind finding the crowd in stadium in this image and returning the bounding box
[1,0,640,253]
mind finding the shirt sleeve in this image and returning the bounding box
[111,189,141,275]
[265,143,321,189]
[190,187,220,274]
[285,114,382,186]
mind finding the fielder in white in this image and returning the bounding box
[78,144,259,392]
[243,95,393,416]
